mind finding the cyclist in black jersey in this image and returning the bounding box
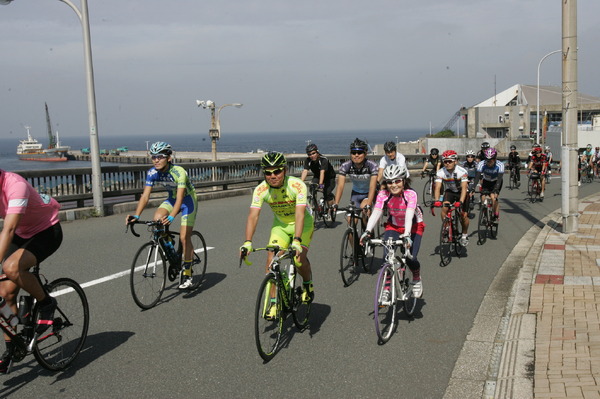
[300,143,336,208]
[476,142,490,162]
[507,145,521,187]
[421,148,441,176]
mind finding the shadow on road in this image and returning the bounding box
[0,331,135,396]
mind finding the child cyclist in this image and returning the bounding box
[126,142,198,290]
[360,164,425,299]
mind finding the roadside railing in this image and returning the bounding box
[16,154,430,208]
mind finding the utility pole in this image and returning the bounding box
[561,0,578,233]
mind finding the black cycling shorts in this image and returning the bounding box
[443,190,470,213]
[481,179,502,194]
[10,223,63,264]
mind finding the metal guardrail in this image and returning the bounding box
[15,154,434,208]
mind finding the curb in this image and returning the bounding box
[443,208,562,399]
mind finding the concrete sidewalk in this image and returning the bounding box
[445,193,600,399]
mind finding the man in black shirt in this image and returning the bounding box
[300,144,337,206]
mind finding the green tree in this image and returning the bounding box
[433,129,455,138]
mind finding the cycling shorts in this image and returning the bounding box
[443,190,470,213]
[159,196,198,227]
[481,179,502,194]
[9,223,63,265]
[350,191,368,207]
[268,216,314,250]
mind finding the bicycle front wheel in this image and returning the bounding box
[340,229,359,286]
[453,213,464,257]
[33,278,89,371]
[374,264,397,344]
[130,242,167,309]
[292,272,311,331]
[477,206,488,244]
[180,231,208,290]
[254,275,282,362]
[422,178,433,206]
[320,200,331,228]
[439,218,452,267]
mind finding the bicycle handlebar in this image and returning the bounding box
[430,202,459,216]
[126,219,169,238]
[368,238,413,260]
[239,245,302,268]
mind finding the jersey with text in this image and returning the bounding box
[145,164,196,201]
[476,160,505,182]
[250,176,309,225]
[435,165,469,193]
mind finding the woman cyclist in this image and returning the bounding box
[360,164,425,299]
[421,148,441,176]
[461,150,478,208]
[475,147,505,221]
[126,142,199,290]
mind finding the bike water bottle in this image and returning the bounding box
[318,198,325,212]
[0,298,18,328]
[17,296,33,325]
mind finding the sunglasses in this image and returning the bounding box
[385,179,404,186]
[307,152,317,156]
[466,155,475,158]
[351,151,365,156]
[151,154,167,160]
[443,159,455,164]
[264,168,284,176]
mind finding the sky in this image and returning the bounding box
[1,0,599,139]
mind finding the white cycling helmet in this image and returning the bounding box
[465,150,476,156]
[545,146,551,151]
[383,164,408,180]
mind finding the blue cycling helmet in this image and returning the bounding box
[149,141,173,155]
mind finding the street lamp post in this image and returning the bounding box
[536,49,561,145]
[2,0,105,216]
[196,100,243,161]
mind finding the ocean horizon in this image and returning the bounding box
[1,128,427,172]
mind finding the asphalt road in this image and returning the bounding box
[1,173,596,399]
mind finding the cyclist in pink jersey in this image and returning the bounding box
[360,164,425,298]
[0,170,62,373]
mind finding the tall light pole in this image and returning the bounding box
[2,0,104,216]
[196,100,243,161]
[536,49,561,145]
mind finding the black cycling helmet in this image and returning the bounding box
[383,141,396,152]
[510,145,516,150]
[430,148,439,156]
[305,143,318,154]
[350,138,368,152]
[260,151,287,170]
[481,142,490,150]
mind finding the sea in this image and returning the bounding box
[1,128,426,172]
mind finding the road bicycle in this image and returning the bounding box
[477,190,498,245]
[507,165,520,190]
[241,246,310,362]
[527,171,542,203]
[421,170,436,207]
[580,162,593,184]
[338,203,375,286]
[432,203,464,267]
[127,220,207,309]
[0,264,89,373]
[307,183,334,227]
[369,237,417,344]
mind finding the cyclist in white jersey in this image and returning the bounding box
[377,141,409,183]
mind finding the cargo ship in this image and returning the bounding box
[16,104,71,162]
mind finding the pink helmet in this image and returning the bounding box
[484,147,497,160]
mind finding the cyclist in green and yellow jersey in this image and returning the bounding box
[240,151,314,313]
[126,141,198,289]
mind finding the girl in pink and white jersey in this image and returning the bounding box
[360,164,425,298]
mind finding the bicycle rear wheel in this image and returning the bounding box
[33,278,89,371]
[340,229,359,286]
[130,242,167,309]
[254,275,282,362]
[320,199,331,228]
[453,213,464,257]
[477,206,488,245]
[439,218,452,266]
[374,264,397,344]
[179,231,208,290]
[402,271,417,316]
[292,272,311,331]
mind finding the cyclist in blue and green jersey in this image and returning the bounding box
[240,152,314,310]
[126,142,198,289]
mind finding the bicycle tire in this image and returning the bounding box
[291,269,311,331]
[453,211,464,257]
[439,218,452,267]
[320,200,331,228]
[340,229,359,286]
[422,177,433,207]
[374,264,397,344]
[490,216,499,239]
[477,205,488,244]
[402,271,417,316]
[179,231,208,290]
[130,242,167,309]
[33,278,89,371]
[254,274,282,362]
[360,226,375,272]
